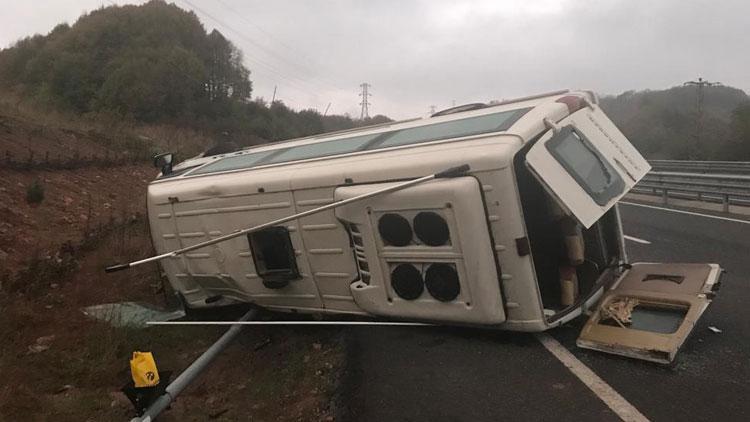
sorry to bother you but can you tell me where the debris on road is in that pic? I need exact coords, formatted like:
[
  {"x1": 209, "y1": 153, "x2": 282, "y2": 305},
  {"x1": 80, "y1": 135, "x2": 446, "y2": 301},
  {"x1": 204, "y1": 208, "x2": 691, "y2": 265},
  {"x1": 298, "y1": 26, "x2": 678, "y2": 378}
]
[
  {"x1": 27, "y1": 335, "x2": 55, "y2": 354},
  {"x1": 81, "y1": 301, "x2": 185, "y2": 328},
  {"x1": 55, "y1": 384, "x2": 74, "y2": 394},
  {"x1": 254, "y1": 337, "x2": 272, "y2": 351},
  {"x1": 708, "y1": 326, "x2": 722, "y2": 333}
]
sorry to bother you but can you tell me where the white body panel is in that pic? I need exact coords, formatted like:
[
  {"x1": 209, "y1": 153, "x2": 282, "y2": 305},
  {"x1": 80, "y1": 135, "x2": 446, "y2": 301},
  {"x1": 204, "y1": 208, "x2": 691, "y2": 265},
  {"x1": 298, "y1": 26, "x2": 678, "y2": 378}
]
[
  {"x1": 146, "y1": 89, "x2": 720, "y2": 348},
  {"x1": 335, "y1": 177, "x2": 506, "y2": 324}
]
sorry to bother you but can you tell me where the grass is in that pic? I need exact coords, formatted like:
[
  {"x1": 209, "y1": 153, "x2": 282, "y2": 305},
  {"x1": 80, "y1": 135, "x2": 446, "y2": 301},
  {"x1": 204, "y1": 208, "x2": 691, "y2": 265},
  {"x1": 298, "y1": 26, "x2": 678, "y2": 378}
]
[
  {"x1": 0, "y1": 93, "x2": 215, "y2": 159},
  {"x1": 25, "y1": 179, "x2": 45, "y2": 204}
]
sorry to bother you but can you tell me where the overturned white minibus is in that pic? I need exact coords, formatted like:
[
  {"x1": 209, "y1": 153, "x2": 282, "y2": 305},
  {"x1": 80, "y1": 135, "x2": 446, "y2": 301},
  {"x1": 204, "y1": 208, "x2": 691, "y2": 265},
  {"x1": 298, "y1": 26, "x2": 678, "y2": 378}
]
[{"x1": 145, "y1": 90, "x2": 722, "y2": 363}]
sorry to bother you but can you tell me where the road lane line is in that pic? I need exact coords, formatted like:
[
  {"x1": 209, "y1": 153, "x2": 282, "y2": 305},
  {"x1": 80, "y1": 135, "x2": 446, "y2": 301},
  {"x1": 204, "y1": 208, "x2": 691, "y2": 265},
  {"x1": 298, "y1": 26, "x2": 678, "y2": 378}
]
[
  {"x1": 535, "y1": 333, "x2": 650, "y2": 422},
  {"x1": 623, "y1": 235, "x2": 651, "y2": 245},
  {"x1": 620, "y1": 202, "x2": 750, "y2": 225},
  {"x1": 147, "y1": 321, "x2": 430, "y2": 326}
]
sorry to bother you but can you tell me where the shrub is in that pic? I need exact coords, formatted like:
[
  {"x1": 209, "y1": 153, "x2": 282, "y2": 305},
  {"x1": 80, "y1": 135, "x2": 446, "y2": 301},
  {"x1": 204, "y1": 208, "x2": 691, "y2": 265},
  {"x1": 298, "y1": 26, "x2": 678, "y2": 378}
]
[{"x1": 25, "y1": 179, "x2": 45, "y2": 204}]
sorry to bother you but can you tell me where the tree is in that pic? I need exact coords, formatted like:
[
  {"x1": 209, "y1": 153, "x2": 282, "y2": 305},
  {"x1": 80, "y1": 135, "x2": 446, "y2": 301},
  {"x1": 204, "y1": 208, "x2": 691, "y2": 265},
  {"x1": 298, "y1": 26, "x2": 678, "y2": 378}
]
[
  {"x1": 600, "y1": 85, "x2": 749, "y2": 160},
  {"x1": 0, "y1": 0, "x2": 392, "y2": 147},
  {"x1": 730, "y1": 103, "x2": 750, "y2": 159}
]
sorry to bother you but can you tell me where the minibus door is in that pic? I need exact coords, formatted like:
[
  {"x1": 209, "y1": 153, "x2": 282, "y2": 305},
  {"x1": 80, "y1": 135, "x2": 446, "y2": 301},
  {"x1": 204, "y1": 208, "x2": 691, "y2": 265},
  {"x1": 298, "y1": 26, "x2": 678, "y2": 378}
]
[
  {"x1": 525, "y1": 104, "x2": 722, "y2": 363},
  {"x1": 525, "y1": 104, "x2": 650, "y2": 228},
  {"x1": 577, "y1": 262, "x2": 722, "y2": 364}
]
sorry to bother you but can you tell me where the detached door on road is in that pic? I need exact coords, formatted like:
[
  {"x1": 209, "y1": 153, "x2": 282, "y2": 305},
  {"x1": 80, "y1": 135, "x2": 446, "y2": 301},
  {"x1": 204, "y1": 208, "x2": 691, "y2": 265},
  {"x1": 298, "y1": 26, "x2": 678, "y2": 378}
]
[
  {"x1": 577, "y1": 263, "x2": 722, "y2": 364},
  {"x1": 525, "y1": 104, "x2": 651, "y2": 228}
]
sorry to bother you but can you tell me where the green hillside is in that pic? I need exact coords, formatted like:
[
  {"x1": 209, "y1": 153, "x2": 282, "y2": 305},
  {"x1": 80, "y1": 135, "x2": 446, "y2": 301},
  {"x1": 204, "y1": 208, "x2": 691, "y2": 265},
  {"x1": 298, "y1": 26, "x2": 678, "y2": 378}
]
[
  {"x1": 0, "y1": 0, "x2": 389, "y2": 146},
  {"x1": 600, "y1": 85, "x2": 750, "y2": 160}
]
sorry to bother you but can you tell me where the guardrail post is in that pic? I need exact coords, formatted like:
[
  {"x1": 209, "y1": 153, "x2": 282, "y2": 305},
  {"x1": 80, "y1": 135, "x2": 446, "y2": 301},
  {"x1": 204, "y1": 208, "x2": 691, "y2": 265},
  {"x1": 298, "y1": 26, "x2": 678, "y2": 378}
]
[{"x1": 637, "y1": 167, "x2": 750, "y2": 214}]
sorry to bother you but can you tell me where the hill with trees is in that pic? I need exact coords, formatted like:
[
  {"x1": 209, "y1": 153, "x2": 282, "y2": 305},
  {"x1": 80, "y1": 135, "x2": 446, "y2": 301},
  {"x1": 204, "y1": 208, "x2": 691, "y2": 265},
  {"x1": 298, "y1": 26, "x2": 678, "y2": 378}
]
[
  {"x1": 0, "y1": 0, "x2": 389, "y2": 150},
  {"x1": 600, "y1": 85, "x2": 750, "y2": 160},
  {"x1": 1, "y1": 1, "x2": 748, "y2": 161}
]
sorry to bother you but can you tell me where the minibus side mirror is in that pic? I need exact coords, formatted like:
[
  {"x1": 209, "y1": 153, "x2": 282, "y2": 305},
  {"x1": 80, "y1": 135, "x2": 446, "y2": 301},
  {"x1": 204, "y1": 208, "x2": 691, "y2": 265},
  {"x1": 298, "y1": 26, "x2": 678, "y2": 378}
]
[{"x1": 153, "y1": 152, "x2": 174, "y2": 175}]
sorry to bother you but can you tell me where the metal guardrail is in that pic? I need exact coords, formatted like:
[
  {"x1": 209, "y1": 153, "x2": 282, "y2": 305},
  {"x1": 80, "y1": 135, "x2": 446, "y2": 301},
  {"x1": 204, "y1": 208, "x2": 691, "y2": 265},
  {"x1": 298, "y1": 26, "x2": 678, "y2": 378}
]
[
  {"x1": 649, "y1": 160, "x2": 750, "y2": 175},
  {"x1": 633, "y1": 164, "x2": 750, "y2": 212}
]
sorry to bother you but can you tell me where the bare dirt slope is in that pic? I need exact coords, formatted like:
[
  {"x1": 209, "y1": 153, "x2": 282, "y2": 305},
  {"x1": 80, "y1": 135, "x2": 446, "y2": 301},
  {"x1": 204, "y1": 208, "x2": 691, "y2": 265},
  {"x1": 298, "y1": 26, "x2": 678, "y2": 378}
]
[
  {"x1": 0, "y1": 111, "x2": 342, "y2": 421},
  {"x1": 0, "y1": 164, "x2": 154, "y2": 276},
  {"x1": 0, "y1": 111, "x2": 116, "y2": 161}
]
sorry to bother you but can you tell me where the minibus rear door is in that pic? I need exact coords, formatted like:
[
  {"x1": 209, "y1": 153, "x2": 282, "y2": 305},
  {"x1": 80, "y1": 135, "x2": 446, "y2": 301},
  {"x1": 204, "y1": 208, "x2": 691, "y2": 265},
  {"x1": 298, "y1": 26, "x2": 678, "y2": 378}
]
[
  {"x1": 577, "y1": 262, "x2": 722, "y2": 364},
  {"x1": 525, "y1": 104, "x2": 650, "y2": 228}
]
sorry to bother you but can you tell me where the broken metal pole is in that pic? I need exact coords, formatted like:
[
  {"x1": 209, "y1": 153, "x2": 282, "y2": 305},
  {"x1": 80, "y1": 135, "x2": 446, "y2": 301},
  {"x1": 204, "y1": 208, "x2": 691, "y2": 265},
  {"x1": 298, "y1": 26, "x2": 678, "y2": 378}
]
[{"x1": 131, "y1": 308, "x2": 258, "y2": 422}]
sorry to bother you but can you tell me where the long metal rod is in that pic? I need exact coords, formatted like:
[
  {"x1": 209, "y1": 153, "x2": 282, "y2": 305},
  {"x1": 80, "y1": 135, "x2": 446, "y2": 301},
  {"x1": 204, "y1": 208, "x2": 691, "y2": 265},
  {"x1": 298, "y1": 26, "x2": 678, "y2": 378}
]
[
  {"x1": 131, "y1": 309, "x2": 258, "y2": 422},
  {"x1": 106, "y1": 164, "x2": 469, "y2": 273}
]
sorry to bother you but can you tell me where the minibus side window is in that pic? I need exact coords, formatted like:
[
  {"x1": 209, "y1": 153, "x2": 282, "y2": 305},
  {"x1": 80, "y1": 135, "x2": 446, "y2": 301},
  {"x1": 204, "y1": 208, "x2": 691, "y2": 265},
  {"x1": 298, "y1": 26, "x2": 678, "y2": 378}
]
[
  {"x1": 190, "y1": 150, "x2": 278, "y2": 175},
  {"x1": 546, "y1": 126, "x2": 625, "y2": 206},
  {"x1": 186, "y1": 107, "x2": 531, "y2": 176},
  {"x1": 260, "y1": 133, "x2": 381, "y2": 165}
]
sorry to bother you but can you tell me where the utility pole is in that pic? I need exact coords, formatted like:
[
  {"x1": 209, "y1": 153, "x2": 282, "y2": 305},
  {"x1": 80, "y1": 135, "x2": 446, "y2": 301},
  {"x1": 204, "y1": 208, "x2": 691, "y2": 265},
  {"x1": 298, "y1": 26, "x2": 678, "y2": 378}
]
[
  {"x1": 323, "y1": 102, "x2": 331, "y2": 117},
  {"x1": 359, "y1": 83, "x2": 371, "y2": 120},
  {"x1": 271, "y1": 85, "x2": 277, "y2": 103},
  {"x1": 684, "y1": 77, "x2": 722, "y2": 159}
]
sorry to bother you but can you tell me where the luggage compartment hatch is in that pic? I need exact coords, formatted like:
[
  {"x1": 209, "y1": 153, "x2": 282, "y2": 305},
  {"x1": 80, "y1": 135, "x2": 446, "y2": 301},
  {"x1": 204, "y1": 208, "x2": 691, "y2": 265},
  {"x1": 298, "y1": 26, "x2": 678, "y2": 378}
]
[{"x1": 577, "y1": 263, "x2": 722, "y2": 364}]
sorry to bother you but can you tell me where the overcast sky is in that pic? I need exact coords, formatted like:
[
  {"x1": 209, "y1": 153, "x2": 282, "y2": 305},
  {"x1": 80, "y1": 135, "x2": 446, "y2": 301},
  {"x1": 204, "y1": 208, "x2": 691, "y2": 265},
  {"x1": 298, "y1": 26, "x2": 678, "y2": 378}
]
[{"x1": 1, "y1": 0, "x2": 748, "y2": 118}]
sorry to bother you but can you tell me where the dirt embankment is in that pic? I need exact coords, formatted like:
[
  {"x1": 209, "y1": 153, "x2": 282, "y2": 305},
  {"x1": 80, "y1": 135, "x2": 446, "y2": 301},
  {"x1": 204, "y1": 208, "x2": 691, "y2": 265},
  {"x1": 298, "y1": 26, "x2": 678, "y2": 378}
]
[
  {"x1": 0, "y1": 113, "x2": 342, "y2": 421},
  {"x1": 0, "y1": 112, "x2": 117, "y2": 161},
  {"x1": 0, "y1": 165, "x2": 154, "y2": 276}
]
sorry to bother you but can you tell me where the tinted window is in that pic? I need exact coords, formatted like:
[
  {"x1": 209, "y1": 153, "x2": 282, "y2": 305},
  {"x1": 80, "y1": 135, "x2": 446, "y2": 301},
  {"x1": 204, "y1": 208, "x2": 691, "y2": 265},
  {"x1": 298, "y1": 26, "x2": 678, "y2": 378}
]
[
  {"x1": 188, "y1": 107, "x2": 530, "y2": 176},
  {"x1": 375, "y1": 109, "x2": 528, "y2": 149},
  {"x1": 261, "y1": 133, "x2": 381, "y2": 165},
  {"x1": 190, "y1": 150, "x2": 278, "y2": 175},
  {"x1": 546, "y1": 126, "x2": 625, "y2": 205}
]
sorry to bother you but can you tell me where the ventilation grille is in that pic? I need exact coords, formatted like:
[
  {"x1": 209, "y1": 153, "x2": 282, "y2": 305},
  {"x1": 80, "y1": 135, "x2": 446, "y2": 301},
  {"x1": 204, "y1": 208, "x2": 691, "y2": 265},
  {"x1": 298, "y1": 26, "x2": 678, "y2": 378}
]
[{"x1": 349, "y1": 224, "x2": 371, "y2": 284}]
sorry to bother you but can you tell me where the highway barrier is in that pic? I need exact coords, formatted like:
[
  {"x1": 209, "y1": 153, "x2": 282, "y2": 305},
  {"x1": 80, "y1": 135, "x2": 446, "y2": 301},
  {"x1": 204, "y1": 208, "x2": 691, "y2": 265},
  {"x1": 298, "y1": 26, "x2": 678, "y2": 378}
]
[
  {"x1": 649, "y1": 160, "x2": 750, "y2": 175},
  {"x1": 633, "y1": 161, "x2": 750, "y2": 212}
]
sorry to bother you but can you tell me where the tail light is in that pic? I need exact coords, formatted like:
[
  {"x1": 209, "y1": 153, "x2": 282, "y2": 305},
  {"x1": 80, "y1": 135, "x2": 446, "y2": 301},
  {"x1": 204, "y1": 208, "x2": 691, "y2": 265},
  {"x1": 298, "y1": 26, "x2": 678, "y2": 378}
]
[
  {"x1": 556, "y1": 95, "x2": 586, "y2": 114},
  {"x1": 390, "y1": 264, "x2": 424, "y2": 300},
  {"x1": 425, "y1": 264, "x2": 460, "y2": 302},
  {"x1": 413, "y1": 211, "x2": 450, "y2": 246},
  {"x1": 378, "y1": 213, "x2": 412, "y2": 246}
]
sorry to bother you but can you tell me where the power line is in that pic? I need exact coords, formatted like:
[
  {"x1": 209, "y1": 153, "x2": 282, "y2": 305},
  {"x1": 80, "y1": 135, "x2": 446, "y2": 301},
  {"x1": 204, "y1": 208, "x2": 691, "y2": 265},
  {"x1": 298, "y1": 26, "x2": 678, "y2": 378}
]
[
  {"x1": 186, "y1": 0, "x2": 349, "y2": 98},
  {"x1": 213, "y1": 0, "x2": 334, "y2": 81},
  {"x1": 684, "y1": 77, "x2": 722, "y2": 159},
  {"x1": 205, "y1": 0, "x2": 341, "y2": 93},
  {"x1": 359, "y1": 83, "x2": 371, "y2": 120},
  {"x1": 178, "y1": 0, "x2": 327, "y2": 100}
]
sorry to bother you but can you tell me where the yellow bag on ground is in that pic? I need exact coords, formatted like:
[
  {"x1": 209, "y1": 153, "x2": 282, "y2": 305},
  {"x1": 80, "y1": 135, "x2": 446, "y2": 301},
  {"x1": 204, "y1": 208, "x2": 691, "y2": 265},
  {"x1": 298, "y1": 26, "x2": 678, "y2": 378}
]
[{"x1": 130, "y1": 351, "x2": 160, "y2": 387}]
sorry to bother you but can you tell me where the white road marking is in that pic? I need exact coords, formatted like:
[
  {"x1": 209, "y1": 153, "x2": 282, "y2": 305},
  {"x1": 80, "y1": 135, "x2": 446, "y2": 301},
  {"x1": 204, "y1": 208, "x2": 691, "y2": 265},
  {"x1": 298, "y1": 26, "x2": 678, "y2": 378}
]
[
  {"x1": 623, "y1": 235, "x2": 651, "y2": 245},
  {"x1": 147, "y1": 320, "x2": 430, "y2": 326},
  {"x1": 620, "y1": 201, "x2": 750, "y2": 225},
  {"x1": 536, "y1": 333, "x2": 650, "y2": 422}
]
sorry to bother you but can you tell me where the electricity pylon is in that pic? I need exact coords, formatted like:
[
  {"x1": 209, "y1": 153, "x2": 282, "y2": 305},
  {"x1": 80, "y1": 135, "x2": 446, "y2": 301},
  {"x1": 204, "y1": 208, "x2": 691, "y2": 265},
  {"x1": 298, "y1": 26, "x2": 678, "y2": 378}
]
[
  {"x1": 684, "y1": 77, "x2": 722, "y2": 159},
  {"x1": 359, "y1": 83, "x2": 371, "y2": 120}
]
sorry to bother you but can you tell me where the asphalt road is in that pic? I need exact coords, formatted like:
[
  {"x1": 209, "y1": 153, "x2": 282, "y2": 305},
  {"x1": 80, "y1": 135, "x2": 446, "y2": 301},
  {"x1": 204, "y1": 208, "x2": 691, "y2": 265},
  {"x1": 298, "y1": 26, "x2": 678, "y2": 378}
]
[{"x1": 338, "y1": 203, "x2": 750, "y2": 421}]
